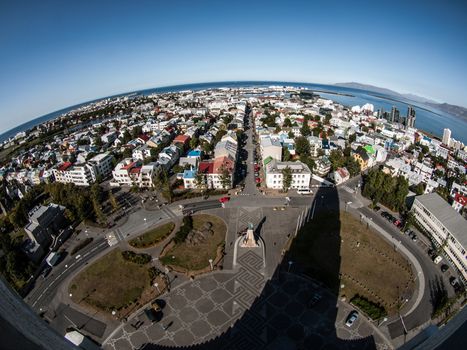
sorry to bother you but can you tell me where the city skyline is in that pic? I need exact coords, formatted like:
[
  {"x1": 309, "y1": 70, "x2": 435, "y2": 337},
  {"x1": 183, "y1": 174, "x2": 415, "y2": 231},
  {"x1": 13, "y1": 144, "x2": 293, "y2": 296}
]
[{"x1": 1, "y1": 0, "x2": 467, "y2": 134}]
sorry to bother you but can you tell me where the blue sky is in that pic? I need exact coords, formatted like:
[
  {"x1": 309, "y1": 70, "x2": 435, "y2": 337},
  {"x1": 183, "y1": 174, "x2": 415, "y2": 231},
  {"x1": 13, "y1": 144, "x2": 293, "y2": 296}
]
[{"x1": 0, "y1": 0, "x2": 466, "y2": 134}]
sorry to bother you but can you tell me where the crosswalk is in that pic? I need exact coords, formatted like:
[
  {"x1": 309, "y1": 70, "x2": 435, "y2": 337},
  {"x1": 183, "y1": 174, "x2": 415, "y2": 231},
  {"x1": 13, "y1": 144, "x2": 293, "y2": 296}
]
[
  {"x1": 161, "y1": 206, "x2": 178, "y2": 219},
  {"x1": 341, "y1": 185, "x2": 355, "y2": 194}
]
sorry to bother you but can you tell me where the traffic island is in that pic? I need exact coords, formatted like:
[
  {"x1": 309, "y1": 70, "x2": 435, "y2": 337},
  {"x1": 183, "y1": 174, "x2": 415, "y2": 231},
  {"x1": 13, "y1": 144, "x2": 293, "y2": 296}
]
[
  {"x1": 68, "y1": 249, "x2": 167, "y2": 319},
  {"x1": 159, "y1": 214, "x2": 226, "y2": 276}
]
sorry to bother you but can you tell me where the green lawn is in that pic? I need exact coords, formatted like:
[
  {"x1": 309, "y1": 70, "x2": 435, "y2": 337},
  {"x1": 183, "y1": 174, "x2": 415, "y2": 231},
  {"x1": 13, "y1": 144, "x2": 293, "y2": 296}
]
[
  {"x1": 160, "y1": 214, "x2": 226, "y2": 271},
  {"x1": 69, "y1": 249, "x2": 151, "y2": 311},
  {"x1": 129, "y1": 222, "x2": 175, "y2": 248}
]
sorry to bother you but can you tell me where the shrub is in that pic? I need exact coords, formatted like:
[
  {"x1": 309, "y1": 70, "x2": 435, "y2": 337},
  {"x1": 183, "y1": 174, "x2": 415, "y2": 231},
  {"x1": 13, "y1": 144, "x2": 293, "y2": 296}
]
[
  {"x1": 121, "y1": 250, "x2": 152, "y2": 265},
  {"x1": 350, "y1": 294, "x2": 387, "y2": 320},
  {"x1": 174, "y1": 216, "x2": 193, "y2": 244}
]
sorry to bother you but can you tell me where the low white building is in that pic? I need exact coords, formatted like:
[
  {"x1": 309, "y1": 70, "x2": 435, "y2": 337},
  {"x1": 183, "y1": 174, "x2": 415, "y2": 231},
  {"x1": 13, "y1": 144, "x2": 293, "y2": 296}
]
[
  {"x1": 132, "y1": 144, "x2": 152, "y2": 161},
  {"x1": 260, "y1": 137, "x2": 282, "y2": 162},
  {"x1": 111, "y1": 158, "x2": 142, "y2": 186},
  {"x1": 331, "y1": 167, "x2": 350, "y2": 185},
  {"x1": 264, "y1": 158, "x2": 311, "y2": 190},
  {"x1": 412, "y1": 193, "x2": 467, "y2": 282}
]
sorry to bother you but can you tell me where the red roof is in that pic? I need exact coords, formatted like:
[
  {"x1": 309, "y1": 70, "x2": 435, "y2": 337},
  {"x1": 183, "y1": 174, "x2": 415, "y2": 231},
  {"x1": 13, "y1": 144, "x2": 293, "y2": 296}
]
[
  {"x1": 198, "y1": 161, "x2": 214, "y2": 174},
  {"x1": 130, "y1": 167, "x2": 141, "y2": 174},
  {"x1": 122, "y1": 161, "x2": 137, "y2": 170},
  {"x1": 138, "y1": 134, "x2": 149, "y2": 142},
  {"x1": 58, "y1": 162, "x2": 72, "y2": 171},
  {"x1": 213, "y1": 156, "x2": 234, "y2": 174},
  {"x1": 174, "y1": 134, "x2": 190, "y2": 144},
  {"x1": 454, "y1": 193, "x2": 467, "y2": 206}
]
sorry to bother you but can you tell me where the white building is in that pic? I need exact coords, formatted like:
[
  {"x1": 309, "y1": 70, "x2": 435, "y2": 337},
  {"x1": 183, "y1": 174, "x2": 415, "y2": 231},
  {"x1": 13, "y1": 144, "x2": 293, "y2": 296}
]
[
  {"x1": 132, "y1": 144, "x2": 152, "y2": 161},
  {"x1": 442, "y1": 128, "x2": 451, "y2": 146},
  {"x1": 331, "y1": 167, "x2": 350, "y2": 185},
  {"x1": 87, "y1": 152, "x2": 114, "y2": 181},
  {"x1": 412, "y1": 193, "x2": 467, "y2": 282},
  {"x1": 264, "y1": 159, "x2": 311, "y2": 190},
  {"x1": 52, "y1": 163, "x2": 94, "y2": 186},
  {"x1": 260, "y1": 137, "x2": 282, "y2": 162},
  {"x1": 111, "y1": 158, "x2": 142, "y2": 186}
]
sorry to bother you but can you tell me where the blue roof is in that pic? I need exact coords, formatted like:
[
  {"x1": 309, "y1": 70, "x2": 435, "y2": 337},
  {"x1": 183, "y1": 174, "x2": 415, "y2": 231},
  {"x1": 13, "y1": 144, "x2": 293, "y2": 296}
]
[
  {"x1": 183, "y1": 169, "x2": 196, "y2": 179},
  {"x1": 188, "y1": 150, "x2": 201, "y2": 157}
]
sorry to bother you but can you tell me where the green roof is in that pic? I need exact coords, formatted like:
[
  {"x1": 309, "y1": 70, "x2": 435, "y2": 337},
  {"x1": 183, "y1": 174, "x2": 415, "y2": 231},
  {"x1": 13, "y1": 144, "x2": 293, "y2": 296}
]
[
  {"x1": 264, "y1": 156, "x2": 273, "y2": 165},
  {"x1": 364, "y1": 145, "x2": 375, "y2": 154}
]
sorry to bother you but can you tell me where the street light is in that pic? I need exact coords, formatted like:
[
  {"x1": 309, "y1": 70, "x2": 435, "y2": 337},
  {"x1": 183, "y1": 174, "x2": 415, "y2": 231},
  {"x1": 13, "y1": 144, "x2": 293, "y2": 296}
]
[
  {"x1": 345, "y1": 201, "x2": 352, "y2": 212},
  {"x1": 69, "y1": 293, "x2": 73, "y2": 298},
  {"x1": 154, "y1": 282, "x2": 160, "y2": 293},
  {"x1": 209, "y1": 258, "x2": 213, "y2": 271},
  {"x1": 288, "y1": 260, "x2": 293, "y2": 272}
]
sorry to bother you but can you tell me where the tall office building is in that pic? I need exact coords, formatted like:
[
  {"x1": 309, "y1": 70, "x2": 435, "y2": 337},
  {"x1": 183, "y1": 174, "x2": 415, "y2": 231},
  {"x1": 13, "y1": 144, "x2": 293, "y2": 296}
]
[
  {"x1": 443, "y1": 128, "x2": 451, "y2": 146},
  {"x1": 390, "y1": 106, "x2": 400, "y2": 123},
  {"x1": 406, "y1": 106, "x2": 416, "y2": 128}
]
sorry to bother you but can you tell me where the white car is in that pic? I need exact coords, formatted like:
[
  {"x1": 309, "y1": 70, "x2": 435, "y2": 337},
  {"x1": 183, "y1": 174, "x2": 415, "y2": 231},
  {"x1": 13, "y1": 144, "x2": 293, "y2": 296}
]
[
  {"x1": 345, "y1": 311, "x2": 359, "y2": 327},
  {"x1": 75, "y1": 254, "x2": 82, "y2": 260},
  {"x1": 433, "y1": 256, "x2": 443, "y2": 264}
]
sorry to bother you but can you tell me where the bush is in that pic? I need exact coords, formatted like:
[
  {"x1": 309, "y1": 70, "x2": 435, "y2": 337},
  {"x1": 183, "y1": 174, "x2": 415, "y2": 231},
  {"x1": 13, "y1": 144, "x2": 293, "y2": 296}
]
[
  {"x1": 121, "y1": 250, "x2": 152, "y2": 265},
  {"x1": 174, "y1": 216, "x2": 193, "y2": 244},
  {"x1": 350, "y1": 294, "x2": 387, "y2": 320},
  {"x1": 71, "y1": 237, "x2": 93, "y2": 255}
]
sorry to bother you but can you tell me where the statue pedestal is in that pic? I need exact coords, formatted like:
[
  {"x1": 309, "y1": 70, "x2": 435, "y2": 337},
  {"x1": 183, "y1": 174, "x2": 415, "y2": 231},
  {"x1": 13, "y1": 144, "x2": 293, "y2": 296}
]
[{"x1": 240, "y1": 227, "x2": 259, "y2": 248}]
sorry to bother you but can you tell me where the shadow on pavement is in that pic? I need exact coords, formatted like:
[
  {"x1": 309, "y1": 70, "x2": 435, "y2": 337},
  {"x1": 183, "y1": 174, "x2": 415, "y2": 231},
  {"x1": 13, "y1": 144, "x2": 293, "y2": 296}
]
[{"x1": 140, "y1": 182, "x2": 376, "y2": 349}]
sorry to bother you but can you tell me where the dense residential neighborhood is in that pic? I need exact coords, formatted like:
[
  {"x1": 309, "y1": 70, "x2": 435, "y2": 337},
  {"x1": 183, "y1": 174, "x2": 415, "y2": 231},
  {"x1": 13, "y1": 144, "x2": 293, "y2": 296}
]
[{"x1": 0, "y1": 85, "x2": 466, "y2": 349}]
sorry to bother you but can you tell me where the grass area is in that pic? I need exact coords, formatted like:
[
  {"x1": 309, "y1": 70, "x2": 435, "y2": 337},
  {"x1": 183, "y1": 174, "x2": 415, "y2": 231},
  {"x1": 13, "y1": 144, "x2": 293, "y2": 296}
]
[
  {"x1": 160, "y1": 214, "x2": 226, "y2": 271},
  {"x1": 350, "y1": 294, "x2": 387, "y2": 320},
  {"x1": 129, "y1": 222, "x2": 175, "y2": 249},
  {"x1": 69, "y1": 249, "x2": 152, "y2": 311},
  {"x1": 289, "y1": 211, "x2": 414, "y2": 315}
]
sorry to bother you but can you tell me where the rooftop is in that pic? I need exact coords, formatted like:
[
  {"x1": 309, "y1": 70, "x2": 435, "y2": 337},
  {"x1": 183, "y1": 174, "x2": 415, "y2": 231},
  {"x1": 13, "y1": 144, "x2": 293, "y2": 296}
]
[{"x1": 415, "y1": 193, "x2": 467, "y2": 248}]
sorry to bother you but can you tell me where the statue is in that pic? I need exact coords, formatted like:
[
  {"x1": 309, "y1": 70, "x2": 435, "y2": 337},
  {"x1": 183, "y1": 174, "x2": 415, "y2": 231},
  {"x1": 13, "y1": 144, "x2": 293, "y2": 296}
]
[{"x1": 240, "y1": 222, "x2": 259, "y2": 248}]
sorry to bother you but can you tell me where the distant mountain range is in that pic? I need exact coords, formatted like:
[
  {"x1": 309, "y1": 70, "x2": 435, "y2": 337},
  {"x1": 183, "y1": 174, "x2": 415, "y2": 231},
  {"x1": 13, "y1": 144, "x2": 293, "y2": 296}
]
[{"x1": 335, "y1": 82, "x2": 467, "y2": 121}]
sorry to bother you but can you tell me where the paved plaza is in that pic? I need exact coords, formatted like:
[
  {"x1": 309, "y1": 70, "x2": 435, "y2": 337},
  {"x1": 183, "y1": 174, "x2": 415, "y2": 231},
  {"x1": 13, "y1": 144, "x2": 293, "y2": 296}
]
[{"x1": 104, "y1": 207, "x2": 391, "y2": 350}]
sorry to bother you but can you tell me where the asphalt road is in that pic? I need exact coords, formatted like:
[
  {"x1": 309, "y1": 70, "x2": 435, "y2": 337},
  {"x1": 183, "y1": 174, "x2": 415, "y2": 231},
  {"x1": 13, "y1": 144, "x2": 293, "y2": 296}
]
[{"x1": 26, "y1": 237, "x2": 109, "y2": 312}]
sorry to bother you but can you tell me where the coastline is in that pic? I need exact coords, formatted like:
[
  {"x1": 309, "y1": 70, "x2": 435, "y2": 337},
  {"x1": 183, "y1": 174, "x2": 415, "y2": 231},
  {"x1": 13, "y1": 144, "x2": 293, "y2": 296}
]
[{"x1": 0, "y1": 81, "x2": 466, "y2": 144}]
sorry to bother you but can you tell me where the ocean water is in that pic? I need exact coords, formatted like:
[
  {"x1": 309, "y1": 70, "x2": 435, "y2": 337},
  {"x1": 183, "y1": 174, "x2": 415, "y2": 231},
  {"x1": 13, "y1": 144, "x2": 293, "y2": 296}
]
[{"x1": 1, "y1": 81, "x2": 466, "y2": 144}]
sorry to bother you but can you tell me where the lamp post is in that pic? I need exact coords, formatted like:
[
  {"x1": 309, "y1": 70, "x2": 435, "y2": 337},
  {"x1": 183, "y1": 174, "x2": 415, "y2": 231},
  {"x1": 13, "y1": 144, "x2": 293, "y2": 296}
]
[
  {"x1": 154, "y1": 282, "x2": 160, "y2": 293},
  {"x1": 208, "y1": 258, "x2": 213, "y2": 271},
  {"x1": 288, "y1": 260, "x2": 293, "y2": 273},
  {"x1": 345, "y1": 201, "x2": 352, "y2": 212}
]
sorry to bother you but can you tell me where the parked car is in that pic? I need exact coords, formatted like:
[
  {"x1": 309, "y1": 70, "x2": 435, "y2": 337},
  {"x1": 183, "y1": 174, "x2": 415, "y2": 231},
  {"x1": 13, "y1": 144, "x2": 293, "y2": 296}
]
[
  {"x1": 411, "y1": 234, "x2": 417, "y2": 242},
  {"x1": 450, "y1": 277, "x2": 459, "y2": 287},
  {"x1": 219, "y1": 196, "x2": 230, "y2": 203},
  {"x1": 433, "y1": 255, "x2": 443, "y2": 264},
  {"x1": 345, "y1": 310, "x2": 359, "y2": 327},
  {"x1": 440, "y1": 264, "x2": 449, "y2": 273},
  {"x1": 308, "y1": 293, "x2": 322, "y2": 307}
]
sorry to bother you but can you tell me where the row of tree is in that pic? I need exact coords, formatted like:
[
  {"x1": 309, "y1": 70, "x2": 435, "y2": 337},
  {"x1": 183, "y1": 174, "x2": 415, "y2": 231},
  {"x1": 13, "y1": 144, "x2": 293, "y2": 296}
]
[{"x1": 362, "y1": 168, "x2": 409, "y2": 212}]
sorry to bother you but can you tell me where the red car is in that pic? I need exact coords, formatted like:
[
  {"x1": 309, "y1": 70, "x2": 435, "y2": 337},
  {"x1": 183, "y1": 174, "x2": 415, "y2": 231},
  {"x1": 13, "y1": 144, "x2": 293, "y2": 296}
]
[
  {"x1": 219, "y1": 196, "x2": 230, "y2": 203},
  {"x1": 255, "y1": 178, "x2": 261, "y2": 183}
]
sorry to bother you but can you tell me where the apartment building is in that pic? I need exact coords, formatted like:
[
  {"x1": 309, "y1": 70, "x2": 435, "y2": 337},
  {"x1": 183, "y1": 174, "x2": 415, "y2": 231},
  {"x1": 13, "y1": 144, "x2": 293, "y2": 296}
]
[
  {"x1": 412, "y1": 193, "x2": 467, "y2": 282},
  {"x1": 52, "y1": 162, "x2": 94, "y2": 186},
  {"x1": 264, "y1": 158, "x2": 311, "y2": 190}
]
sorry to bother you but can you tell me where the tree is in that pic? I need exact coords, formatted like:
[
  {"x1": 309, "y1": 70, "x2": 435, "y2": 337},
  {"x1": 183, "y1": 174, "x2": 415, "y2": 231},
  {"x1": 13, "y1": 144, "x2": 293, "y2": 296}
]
[
  {"x1": 288, "y1": 131, "x2": 295, "y2": 139},
  {"x1": 195, "y1": 173, "x2": 206, "y2": 190},
  {"x1": 189, "y1": 137, "x2": 199, "y2": 149},
  {"x1": 329, "y1": 150, "x2": 345, "y2": 171},
  {"x1": 283, "y1": 147, "x2": 291, "y2": 161},
  {"x1": 345, "y1": 157, "x2": 361, "y2": 177},
  {"x1": 219, "y1": 166, "x2": 232, "y2": 190},
  {"x1": 300, "y1": 118, "x2": 311, "y2": 136},
  {"x1": 348, "y1": 133, "x2": 357, "y2": 144},
  {"x1": 301, "y1": 156, "x2": 315, "y2": 173},
  {"x1": 109, "y1": 192, "x2": 120, "y2": 211},
  {"x1": 283, "y1": 118, "x2": 292, "y2": 127},
  {"x1": 295, "y1": 136, "x2": 310, "y2": 157},
  {"x1": 281, "y1": 166, "x2": 292, "y2": 192},
  {"x1": 324, "y1": 114, "x2": 332, "y2": 125}
]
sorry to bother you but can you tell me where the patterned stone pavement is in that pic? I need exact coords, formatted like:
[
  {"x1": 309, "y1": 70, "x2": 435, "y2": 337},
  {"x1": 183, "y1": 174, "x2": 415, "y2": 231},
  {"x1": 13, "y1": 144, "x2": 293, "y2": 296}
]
[{"x1": 103, "y1": 249, "x2": 390, "y2": 350}]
